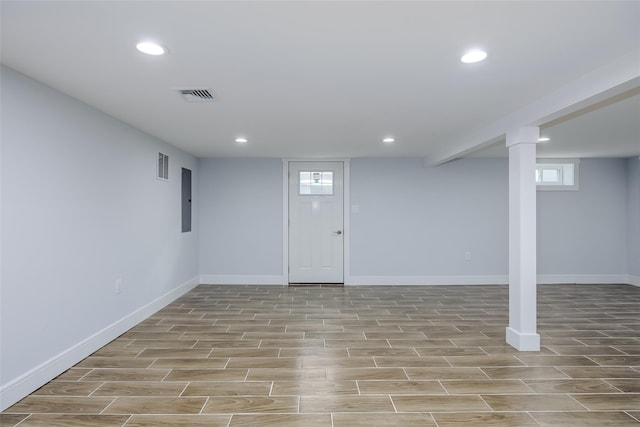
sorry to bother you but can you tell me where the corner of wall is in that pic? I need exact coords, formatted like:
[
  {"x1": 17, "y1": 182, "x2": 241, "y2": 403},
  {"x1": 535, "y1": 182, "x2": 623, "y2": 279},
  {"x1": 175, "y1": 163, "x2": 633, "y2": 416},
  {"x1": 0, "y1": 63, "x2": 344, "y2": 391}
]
[
  {"x1": 626, "y1": 156, "x2": 640, "y2": 279},
  {"x1": 0, "y1": 277, "x2": 199, "y2": 411}
]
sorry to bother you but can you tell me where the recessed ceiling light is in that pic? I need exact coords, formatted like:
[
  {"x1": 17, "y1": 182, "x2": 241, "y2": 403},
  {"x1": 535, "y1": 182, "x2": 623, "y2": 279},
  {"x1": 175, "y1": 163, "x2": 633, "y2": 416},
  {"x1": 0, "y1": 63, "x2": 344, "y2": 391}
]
[
  {"x1": 538, "y1": 137, "x2": 551, "y2": 142},
  {"x1": 461, "y1": 49, "x2": 487, "y2": 63},
  {"x1": 136, "y1": 42, "x2": 166, "y2": 56},
  {"x1": 235, "y1": 137, "x2": 248, "y2": 144},
  {"x1": 382, "y1": 137, "x2": 395, "y2": 144}
]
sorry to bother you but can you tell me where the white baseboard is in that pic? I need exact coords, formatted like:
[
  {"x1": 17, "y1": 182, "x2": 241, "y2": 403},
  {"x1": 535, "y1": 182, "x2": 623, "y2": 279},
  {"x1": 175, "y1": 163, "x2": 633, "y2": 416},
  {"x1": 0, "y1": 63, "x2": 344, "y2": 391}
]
[
  {"x1": 506, "y1": 327, "x2": 540, "y2": 351},
  {"x1": 348, "y1": 275, "x2": 640, "y2": 287},
  {"x1": 347, "y1": 275, "x2": 509, "y2": 285},
  {"x1": 0, "y1": 276, "x2": 199, "y2": 412},
  {"x1": 537, "y1": 274, "x2": 639, "y2": 285},
  {"x1": 624, "y1": 275, "x2": 640, "y2": 287},
  {"x1": 199, "y1": 275, "x2": 284, "y2": 285}
]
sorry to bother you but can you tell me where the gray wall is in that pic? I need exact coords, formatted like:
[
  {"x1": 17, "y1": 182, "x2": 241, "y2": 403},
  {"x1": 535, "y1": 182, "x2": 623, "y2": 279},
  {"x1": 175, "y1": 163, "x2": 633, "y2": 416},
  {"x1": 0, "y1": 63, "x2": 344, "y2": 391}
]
[
  {"x1": 537, "y1": 158, "x2": 628, "y2": 276},
  {"x1": 627, "y1": 157, "x2": 640, "y2": 278},
  {"x1": 350, "y1": 158, "x2": 509, "y2": 277},
  {"x1": 198, "y1": 158, "x2": 283, "y2": 277},
  {"x1": 195, "y1": 157, "x2": 634, "y2": 282},
  {"x1": 1, "y1": 67, "x2": 198, "y2": 398}
]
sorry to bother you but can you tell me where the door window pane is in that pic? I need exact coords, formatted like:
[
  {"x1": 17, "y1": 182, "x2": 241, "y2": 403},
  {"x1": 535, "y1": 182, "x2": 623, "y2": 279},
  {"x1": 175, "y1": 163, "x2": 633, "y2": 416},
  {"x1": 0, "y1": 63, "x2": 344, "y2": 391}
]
[{"x1": 299, "y1": 171, "x2": 333, "y2": 195}]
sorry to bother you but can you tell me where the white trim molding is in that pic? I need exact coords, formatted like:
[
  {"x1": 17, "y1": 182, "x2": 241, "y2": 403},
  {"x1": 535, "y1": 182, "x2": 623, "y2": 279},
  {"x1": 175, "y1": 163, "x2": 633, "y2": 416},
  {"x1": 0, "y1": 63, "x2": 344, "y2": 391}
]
[
  {"x1": 348, "y1": 276, "x2": 509, "y2": 286},
  {"x1": 199, "y1": 275, "x2": 284, "y2": 285},
  {"x1": 506, "y1": 326, "x2": 541, "y2": 351},
  {"x1": 0, "y1": 276, "x2": 200, "y2": 412},
  {"x1": 537, "y1": 275, "x2": 640, "y2": 285},
  {"x1": 627, "y1": 276, "x2": 640, "y2": 287},
  {"x1": 348, "y1": 275, "x2": 640, "y2": 286}
]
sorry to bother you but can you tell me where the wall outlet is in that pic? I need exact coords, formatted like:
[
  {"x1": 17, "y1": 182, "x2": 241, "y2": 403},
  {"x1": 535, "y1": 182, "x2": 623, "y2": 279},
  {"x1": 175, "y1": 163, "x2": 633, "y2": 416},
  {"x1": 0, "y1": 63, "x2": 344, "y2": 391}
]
[
  {"x1": 464, "y1": 251, "x2": 472, "y2": 261},
  {"x1": 115, "y1": 278, "x2": 122, "y2": 294}
]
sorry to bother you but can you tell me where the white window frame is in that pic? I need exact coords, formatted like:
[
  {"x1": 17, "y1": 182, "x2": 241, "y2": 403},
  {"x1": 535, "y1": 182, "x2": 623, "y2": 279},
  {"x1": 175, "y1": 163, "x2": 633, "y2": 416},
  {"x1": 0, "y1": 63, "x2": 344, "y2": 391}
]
[{"x1": 536, "y1": 158, "x2": 579, "y2": 191}]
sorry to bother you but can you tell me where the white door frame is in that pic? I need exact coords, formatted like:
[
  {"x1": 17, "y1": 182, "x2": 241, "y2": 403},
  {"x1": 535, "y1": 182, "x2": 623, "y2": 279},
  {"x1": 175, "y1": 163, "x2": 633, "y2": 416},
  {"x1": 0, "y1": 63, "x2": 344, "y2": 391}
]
[{"x1": 282, "y1": 159, "x2": 350, "y2": 285}]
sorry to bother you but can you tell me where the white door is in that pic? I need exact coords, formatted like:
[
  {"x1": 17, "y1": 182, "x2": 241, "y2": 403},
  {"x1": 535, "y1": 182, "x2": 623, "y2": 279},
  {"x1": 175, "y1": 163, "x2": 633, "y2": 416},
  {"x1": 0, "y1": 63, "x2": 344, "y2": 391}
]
[{"x1": 289, "y1": 161, "x2": 344, "y2": 283}]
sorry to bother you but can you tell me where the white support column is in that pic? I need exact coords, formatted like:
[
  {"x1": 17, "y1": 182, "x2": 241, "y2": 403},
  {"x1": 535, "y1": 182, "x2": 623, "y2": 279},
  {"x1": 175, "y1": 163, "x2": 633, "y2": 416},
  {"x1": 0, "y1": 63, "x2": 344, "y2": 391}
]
[{"x1": 506, "y1": 126, "x2": 540, "y2": 351}]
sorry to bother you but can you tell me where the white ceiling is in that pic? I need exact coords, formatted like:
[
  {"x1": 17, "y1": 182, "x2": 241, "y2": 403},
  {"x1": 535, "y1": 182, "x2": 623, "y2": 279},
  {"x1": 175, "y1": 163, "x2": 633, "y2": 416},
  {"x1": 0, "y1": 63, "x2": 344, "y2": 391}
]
[
  {"x1": 2, "y1": 1, "x2": 639, "y2": 160},
  {"x1": 471, "y1": 91, "x2": 640, "y2": 158}
]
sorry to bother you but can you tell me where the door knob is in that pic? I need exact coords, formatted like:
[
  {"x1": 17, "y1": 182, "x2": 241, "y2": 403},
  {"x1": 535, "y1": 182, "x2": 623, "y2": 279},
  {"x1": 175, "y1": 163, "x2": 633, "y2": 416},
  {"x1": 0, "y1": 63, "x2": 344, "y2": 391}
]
[{"x1": 335, "y1": 230, "x2": 342, "y2": 235}]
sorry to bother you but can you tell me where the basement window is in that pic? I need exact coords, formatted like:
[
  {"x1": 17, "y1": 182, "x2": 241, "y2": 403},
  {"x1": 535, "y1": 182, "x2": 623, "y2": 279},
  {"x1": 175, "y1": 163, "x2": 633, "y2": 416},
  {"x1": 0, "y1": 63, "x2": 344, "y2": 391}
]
[
  {"x1": 536, "y1": 159, "x2": 579, "y2": 191},
  {"x1": 157, "y1": 152, "x2": 169, "y2": 180}
]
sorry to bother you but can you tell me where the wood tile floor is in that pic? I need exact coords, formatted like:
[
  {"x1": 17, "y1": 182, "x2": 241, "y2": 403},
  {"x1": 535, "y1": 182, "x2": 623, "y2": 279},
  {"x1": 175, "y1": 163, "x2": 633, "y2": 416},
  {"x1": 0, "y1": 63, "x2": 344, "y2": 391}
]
[{"x1": 2, "y1": 284, "x2": 639, "y2": 426}]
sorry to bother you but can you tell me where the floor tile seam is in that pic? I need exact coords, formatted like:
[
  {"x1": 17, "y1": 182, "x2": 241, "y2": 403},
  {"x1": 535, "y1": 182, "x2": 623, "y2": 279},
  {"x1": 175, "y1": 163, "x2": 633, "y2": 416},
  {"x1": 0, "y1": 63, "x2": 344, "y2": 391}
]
[
  {"x1": 96, "y1": 396, "x2": 119, "y2": 415},
  {"x1": 195, "y1": 396, "x2": 207, "y2": 415},
  {"x1": 441, "y1": 356, "x2": 455, "y2": 368},
  {"x1": 8, "y1": 410, "x2": 133, "y2": 416},
  {"x1": 427, "y1": 380, "x2": 447, "y2": 396},
  {"x1": 625, "y1": 411, "x2": 640, "y2": 422},
  {"x1": 511, "y1": 353, "x2": 530, "y2": 368},
  {"x1": 132, "y1": 347, "x2": 146, "y2": 358},
  {"x1": 476, "y1": 367, "x2": 493, "y2": 379},
  {"x1": 8, "y1": 414, "x2": 129, "y2": 427},
  {"x1": 85, "y1": 380, "x2": 107, "y2": 397},
  {"x1": 222, "y1": 357, "x2": 232, "y2": 369},
  {"x1": 474, "y1": 392, "x2": 499, "y2": 412},
  {"x1": 530, "y1": 408, "x2": 640, "y2": 415},
  {"x1": 477, "y1": 347, "x2": 492, "y2": 357},
  {"x1": 75, "y1": 368, "x2": 95, "y2": 382},
  {"x1": 5, "y1": 414, "x2": 31, "y2": 426},
  {"x1": 384, "y1": 392, "x2": 400, "y2": 413},
  {"x1": 177, "y1": 381, "x2": 191, "y2": 397},
  {"x1": 155, "y1": 368, "x2": 173, "y2": 382},
  {"x1": 601, "y1": 379, "x2": 629, "y2": 393},
  {"x1": 221, "y1": 413, "x2": 233, "y2": 427},
  {"x1": 514, "y1": 379, "x2": 539, "y2": 393},
  {"x1": 616, "y1": 346, "x2": 640, "y2": 357},
  {"x1": 400, "y1": 367, "x2": 410, "y2": 381},
  {"x1": 516, "y1": 411, "x2": 545, "y2": 426}
]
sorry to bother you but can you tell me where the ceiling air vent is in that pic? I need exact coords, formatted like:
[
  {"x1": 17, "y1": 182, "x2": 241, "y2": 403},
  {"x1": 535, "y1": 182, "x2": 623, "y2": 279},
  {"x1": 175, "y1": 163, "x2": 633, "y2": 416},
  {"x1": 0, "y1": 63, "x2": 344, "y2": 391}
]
[{"x1": 178, "y1": 88, "x2": 215, "y2": 103}]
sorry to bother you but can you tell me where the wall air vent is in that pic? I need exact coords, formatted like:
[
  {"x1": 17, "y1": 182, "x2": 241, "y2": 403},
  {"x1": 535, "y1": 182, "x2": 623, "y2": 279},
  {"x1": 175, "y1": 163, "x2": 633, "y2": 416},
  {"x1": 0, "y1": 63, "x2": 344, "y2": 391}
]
[
  {"x1": 178, "y1": 88, "x2": 215, "y2": 102},
  {"x1": 157, "y1": 152, "x2": 169, "y2": 180}
]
